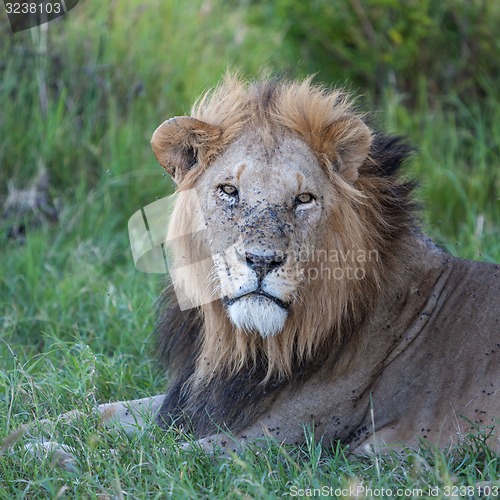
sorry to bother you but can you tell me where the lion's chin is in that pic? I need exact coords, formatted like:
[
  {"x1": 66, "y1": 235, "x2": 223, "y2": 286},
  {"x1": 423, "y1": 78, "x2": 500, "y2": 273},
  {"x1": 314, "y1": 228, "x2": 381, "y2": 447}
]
[{"x1": 227, "y1": 295, "x2": 288, "y2": 338}]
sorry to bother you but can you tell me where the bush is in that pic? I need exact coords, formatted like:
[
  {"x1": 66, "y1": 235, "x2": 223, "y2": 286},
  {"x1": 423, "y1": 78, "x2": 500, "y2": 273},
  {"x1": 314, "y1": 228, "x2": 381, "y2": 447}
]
[{"x1": 250, "y1": 0, "x2": 500, "y2": 105}]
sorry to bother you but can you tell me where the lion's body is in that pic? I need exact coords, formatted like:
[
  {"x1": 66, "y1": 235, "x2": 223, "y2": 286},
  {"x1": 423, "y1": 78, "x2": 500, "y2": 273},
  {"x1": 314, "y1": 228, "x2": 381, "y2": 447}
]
[
  {"x1": 145, "y1": 76, "x2": 500, "y2": 453},
  {"x1": 23, "y1": 76, "x2": 499, "y2": 462}
]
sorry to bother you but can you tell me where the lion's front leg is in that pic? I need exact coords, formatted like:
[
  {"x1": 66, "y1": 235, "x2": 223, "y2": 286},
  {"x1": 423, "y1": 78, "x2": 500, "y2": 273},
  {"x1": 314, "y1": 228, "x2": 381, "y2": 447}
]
[
  {"x1": 184, "y1": 421, "x2": 305, "y2": 456},
  {"x1": 182, "y1": 434, "x2": 245, "y2": 454},
  {"x1": 19, "y1": 394, "x2": 166, "y2": 468},
  {"x1": 184, "y1": 423, "x2": 306, "y2": 456}
]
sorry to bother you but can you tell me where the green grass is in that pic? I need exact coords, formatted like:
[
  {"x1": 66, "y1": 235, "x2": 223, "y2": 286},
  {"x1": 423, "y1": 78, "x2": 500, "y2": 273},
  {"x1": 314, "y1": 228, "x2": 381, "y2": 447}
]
[{"x1": 1, "y1": 0, "x2": 499, "y2": 498}]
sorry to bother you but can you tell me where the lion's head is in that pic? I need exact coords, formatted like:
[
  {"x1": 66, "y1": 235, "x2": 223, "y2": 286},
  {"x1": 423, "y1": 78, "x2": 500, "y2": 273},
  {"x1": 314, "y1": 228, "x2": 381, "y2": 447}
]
[{"x1": 152, "y1": 75, "x2": 414, "y2": 386}]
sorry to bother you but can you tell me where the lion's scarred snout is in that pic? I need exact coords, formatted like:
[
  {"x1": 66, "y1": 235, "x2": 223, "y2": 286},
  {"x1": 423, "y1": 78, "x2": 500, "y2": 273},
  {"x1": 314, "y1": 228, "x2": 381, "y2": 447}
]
[{"x1": 239, "y1": 206, "x2": 291, "y2": 282}]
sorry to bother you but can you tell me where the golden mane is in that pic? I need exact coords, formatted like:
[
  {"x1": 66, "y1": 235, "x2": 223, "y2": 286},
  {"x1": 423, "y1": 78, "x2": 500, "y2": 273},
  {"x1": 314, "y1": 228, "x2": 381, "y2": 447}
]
[{"x1": 162, "y1": 76, "x2": 415, "y2": 387}]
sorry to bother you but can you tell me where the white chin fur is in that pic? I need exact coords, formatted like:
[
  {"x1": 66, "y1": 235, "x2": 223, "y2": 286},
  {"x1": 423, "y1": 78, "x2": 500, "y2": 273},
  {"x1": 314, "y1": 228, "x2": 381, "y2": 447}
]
[{"x1": 227, "y1": 296, "x2": 288, "y2": 337}]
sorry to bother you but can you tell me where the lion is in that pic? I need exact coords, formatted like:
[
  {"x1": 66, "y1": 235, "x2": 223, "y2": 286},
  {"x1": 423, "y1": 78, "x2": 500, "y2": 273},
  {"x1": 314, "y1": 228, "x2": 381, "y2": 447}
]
[{"x1": 18, "y1": 76, "x2": 500, "y2": 462}]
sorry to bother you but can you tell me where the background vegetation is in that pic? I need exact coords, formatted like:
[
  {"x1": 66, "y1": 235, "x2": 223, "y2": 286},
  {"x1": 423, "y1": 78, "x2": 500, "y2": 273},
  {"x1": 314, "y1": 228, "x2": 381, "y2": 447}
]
[{"x1": 0, "y1": 0, "x2": 498, "y2": 497}]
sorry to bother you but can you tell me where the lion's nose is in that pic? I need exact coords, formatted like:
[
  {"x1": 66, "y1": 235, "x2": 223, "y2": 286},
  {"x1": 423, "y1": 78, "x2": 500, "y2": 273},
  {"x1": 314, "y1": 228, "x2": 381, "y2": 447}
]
[{"x1": 245, "y1": 250, "x2": 286, "y2": 280}]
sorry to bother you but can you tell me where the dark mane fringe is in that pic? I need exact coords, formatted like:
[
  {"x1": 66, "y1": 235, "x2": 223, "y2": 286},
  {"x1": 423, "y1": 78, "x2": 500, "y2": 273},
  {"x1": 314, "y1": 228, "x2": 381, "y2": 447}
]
[
  {"x1": 155, "y1": 285, "x2": 201, "y2": 427},
  {"x1": 156, "y1": 131, "x2": 417, "y2": 437},
  {"x1": 370, "y1": 134, "x2": 414, "y2": 177},
  {"x1": 360, "y1": 133, "x2": 418, "y2": 261}
]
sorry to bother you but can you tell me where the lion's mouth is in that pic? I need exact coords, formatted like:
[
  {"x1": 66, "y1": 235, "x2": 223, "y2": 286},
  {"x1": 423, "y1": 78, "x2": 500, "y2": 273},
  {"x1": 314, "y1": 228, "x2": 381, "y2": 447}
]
[{"x1": 225, "y1": 291, "x2": 290, "y2": 311}]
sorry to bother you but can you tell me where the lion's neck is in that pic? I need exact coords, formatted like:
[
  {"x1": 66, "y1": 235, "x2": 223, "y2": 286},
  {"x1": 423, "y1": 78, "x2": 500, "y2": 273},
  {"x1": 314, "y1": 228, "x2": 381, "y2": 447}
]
[{"x1": 365, "y1": 233, "x2": 452, "y2": 350}]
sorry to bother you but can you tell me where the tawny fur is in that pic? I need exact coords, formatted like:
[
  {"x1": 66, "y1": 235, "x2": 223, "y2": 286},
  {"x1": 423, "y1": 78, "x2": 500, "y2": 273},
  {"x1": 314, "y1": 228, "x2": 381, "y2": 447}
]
[{"x1": 150, "y1": 76, "x2": 499, "y2": 450}]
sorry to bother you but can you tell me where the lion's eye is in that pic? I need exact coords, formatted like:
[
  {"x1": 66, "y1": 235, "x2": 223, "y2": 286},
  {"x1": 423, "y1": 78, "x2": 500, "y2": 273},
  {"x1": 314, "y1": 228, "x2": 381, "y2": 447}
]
[
  {"x1": 219, "y1": 184, "x2": 239, "y2": 198},
  {"x1": 295, "y1": 193, "x2": 314, "y2": 205}
]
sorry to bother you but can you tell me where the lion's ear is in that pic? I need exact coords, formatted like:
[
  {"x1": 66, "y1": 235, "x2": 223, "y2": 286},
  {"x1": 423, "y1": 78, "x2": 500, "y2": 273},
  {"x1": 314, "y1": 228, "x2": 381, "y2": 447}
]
[
  {"x1": 326, "y1": 117, "x2": 372, "y2": 183},
  {"x1": 151, "y1": 116, "x2": 222, "y2": 184}
]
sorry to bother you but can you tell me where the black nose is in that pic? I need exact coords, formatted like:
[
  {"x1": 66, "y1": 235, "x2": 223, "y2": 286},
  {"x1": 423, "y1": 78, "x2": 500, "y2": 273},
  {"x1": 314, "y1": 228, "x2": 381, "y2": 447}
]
[{"x1": 245, "y1": 251, "x2": 286, "y2": 280}]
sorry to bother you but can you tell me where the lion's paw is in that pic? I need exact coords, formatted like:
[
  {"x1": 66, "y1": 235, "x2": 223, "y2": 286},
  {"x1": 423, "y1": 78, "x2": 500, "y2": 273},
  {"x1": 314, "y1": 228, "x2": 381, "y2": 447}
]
[{"x1": 24, "y1": 440, "x2": 78, "y2": 470}]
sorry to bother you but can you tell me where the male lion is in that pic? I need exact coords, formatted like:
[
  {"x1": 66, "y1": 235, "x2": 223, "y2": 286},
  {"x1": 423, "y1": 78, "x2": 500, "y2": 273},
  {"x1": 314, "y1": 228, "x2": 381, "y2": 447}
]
[{"x1": 24, "y1": 76, "x2": 500, "y2": 460}]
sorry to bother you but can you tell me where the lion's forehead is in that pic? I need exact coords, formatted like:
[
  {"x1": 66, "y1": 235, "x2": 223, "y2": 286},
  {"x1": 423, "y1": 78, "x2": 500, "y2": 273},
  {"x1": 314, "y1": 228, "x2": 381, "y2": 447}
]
[{"x1": 208, "y1": 131, "x2": 327, "y2": 195}]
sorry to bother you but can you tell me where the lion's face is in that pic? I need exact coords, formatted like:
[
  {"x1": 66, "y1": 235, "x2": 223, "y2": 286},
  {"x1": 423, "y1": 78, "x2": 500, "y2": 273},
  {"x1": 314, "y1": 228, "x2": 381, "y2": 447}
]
[{"x1": 193, "y1": 130, "x2": 331, "y2": 337}]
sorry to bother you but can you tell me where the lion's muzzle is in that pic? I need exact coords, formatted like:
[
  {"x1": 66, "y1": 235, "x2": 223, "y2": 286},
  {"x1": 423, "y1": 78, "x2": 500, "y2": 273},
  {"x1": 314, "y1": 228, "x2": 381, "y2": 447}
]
[{"x1": 220, "y1": 247, "x2": 291, "y2": 337}]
